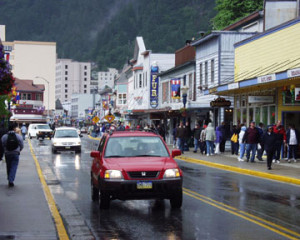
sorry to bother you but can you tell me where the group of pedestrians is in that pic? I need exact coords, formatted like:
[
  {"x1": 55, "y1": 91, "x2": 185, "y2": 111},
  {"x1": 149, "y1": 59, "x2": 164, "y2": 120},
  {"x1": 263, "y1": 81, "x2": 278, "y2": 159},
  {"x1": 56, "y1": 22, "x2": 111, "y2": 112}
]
[
  {"x1": 173, "y1": 119, "x2": 299, "y2": 171},
  {"x1": 237, "y1": 120, "x2": 299, "y2": 170}
]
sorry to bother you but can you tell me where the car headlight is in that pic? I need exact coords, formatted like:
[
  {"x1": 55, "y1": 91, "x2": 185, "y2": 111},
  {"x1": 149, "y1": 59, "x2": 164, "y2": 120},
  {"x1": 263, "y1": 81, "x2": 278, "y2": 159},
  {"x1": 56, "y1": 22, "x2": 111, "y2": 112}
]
[
  {"x1": 104, "y1": 170, "x2": 123, "y2": 179},
  {"x1": 163, "y1": 169, "x2": 180, "y2": 178}
]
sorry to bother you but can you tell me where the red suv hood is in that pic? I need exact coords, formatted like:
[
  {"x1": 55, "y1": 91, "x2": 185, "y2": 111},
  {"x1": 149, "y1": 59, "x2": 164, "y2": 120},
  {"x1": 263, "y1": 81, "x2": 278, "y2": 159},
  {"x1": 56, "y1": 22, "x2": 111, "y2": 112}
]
[{"x1": 104, "y1": 157, "x2": 177, "y2": 171}]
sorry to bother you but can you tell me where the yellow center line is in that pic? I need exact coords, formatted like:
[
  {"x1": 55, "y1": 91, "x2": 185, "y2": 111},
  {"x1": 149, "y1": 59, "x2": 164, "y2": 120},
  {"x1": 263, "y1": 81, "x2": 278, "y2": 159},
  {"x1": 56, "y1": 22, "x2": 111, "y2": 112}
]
[
  {"x1": 176, "y1": 156, "x2": 300, "y2": 185},
  {"x1": 28, "y1": 140, "x2": 69, "y2": 240},
  {"x1": 183, "y1": 188, "x2": 300, "y2": 239}
]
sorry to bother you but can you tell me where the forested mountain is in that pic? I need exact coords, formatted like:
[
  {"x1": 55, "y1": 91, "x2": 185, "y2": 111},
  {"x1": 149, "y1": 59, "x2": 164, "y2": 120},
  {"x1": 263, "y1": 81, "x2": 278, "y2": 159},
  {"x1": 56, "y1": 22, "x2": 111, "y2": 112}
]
[{"x1": 0, "y1": 0, "x2": 215, "y2": 70}]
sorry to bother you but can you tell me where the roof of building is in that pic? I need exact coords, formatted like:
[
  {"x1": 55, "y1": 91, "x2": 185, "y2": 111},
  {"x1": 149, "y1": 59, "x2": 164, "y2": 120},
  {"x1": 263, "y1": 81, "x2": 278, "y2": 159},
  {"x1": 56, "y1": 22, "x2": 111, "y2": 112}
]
[{"x1": 15, "y1": 78, "x2": 44, "y2": 92}]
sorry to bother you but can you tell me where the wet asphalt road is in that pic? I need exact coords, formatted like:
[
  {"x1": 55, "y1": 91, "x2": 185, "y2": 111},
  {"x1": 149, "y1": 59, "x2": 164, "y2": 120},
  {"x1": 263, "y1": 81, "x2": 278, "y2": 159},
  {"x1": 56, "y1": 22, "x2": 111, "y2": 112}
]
[{"x1": 31, "y1": 136, "x2": 300, "y2": 240}]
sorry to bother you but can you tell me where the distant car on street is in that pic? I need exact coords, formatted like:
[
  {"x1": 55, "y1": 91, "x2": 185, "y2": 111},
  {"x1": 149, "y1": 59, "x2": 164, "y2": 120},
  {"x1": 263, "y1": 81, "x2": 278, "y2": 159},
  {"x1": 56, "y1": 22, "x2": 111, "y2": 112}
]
[
  {"x1": 80, "y1": 127, "x2": 88, "y2": 134},
  {"x1": 51, "y1": 127, "x2": 82, "y2": 154},
  {"x1": 27, "y1": 123, "x2": 53, "y2": 139},
  {"x1": 90, "y1": 130, "x2": 183, "y2": 209}
]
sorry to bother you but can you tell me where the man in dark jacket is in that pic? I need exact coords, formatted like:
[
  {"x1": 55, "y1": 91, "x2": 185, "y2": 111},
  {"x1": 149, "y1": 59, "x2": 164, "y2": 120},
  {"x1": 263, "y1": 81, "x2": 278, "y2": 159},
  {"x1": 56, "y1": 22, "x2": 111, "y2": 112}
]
[
  {"x1": 272, "y1": 120, "x2": 286, "y2": 163},
  {"x1": 263, "y1": 125, "x2": 277, "y2": 170},
  {"x1": 243, "y1": 121, "x2": 260, "y2": 162},
  {"x1": 1, "y1": 122, "x2": 24, "y2": 187},
  {"x1": 176, "y1": 122, "x2": 187, "y2": 154},
  {"x1": 192, "y1": 123, "x2": 202, "y2": 153},
  {"x1": 219, "y1": 122, "x2": 227, "y2": 153}
]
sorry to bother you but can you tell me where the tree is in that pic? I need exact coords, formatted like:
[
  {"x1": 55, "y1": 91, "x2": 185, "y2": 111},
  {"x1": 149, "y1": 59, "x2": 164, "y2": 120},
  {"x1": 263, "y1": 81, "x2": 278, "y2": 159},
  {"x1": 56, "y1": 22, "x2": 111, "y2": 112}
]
[{"x1": 212, "y1": 0, "x2": 263, "y2": 30}]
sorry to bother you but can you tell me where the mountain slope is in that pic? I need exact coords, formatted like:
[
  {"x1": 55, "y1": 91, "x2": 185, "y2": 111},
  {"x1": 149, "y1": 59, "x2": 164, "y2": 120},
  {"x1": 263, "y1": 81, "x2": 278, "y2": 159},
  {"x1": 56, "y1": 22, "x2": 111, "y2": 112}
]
[{"x1": 0, "y1": 0, "x2": 215, "y2": 70}]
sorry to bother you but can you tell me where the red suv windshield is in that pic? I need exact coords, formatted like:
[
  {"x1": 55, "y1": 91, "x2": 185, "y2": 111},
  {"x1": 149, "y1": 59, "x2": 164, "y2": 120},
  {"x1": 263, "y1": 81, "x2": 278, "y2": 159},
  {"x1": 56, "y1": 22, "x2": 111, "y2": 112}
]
[{"x1": 104, "y1": 136, "x2": 170, "y2": 158}]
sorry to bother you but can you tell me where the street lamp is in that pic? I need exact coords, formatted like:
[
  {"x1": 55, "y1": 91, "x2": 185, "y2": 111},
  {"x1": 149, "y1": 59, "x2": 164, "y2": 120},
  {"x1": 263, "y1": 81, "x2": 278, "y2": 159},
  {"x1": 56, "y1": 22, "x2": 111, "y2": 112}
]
[
  {"x1": 35, "y1": 76, "x2": 50, "y2": 122},
  {"x1": 181, "y1": 85, "x2": 189, "y2": 124}
]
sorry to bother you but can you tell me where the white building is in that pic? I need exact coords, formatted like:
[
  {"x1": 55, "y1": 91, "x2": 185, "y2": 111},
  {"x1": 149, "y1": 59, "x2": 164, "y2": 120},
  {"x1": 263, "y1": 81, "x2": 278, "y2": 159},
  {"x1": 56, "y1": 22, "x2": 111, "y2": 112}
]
[
  {"x1": 71, "y1": 94, "x2": 100, "y2": 119},
  {"x1": 126, "y1": 37, "x2": 175, "y2": 126},
  {"x1": 2, "y1": 35, "x2": 56, "y2": 112},
  {"x1": 56, "y1": 59, "x2": 91, "y2": 103},
  {"x1": 98, "y1": 68, "x2": 119, "y2": 89}
]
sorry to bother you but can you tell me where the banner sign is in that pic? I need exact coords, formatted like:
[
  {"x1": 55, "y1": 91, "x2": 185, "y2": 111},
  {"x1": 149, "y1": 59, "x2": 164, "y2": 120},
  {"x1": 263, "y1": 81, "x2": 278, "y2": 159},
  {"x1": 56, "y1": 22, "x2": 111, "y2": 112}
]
[
  {"x1": 150, "y1": 65, "x2": 159, "y2": 108},
  {"x1": 171, "y1": 78, "x2": 181, "y2": 99}
]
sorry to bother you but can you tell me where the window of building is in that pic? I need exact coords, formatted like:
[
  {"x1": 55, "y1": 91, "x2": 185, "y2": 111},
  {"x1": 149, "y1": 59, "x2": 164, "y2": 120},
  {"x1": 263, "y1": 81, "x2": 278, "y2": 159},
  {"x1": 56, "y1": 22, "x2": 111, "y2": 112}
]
[
  {"x1": 65, "y1": 65, "x2": 68, "y2": 69},
  {"x1": 65, "y1": 95, "x2": 68, "y2": 99},
  {"x1": 36, "y1": 94, "x2": 42, "y2": 101},
  {"x1": 65, "y1": 89, "x2": 68, "y2": 93},
  {"x1": 84, "y1": 90, "x2": 87, "y2": 93},
  {"x1": 84, "y1": 78, "x2": 87, "y2": 81},
  {"x1": 65, "y1": 84, "x2": 68, "y2": 87},
  {"x1": 118, "y1": 93, "x2": 127, "y2": 105},
  {"x1": 84, "y1": 72, "x2": 87, "y2": 76},
  {"x1": 183, "y1": 75, "x2": 186, "y2": 86},
  {"x1": 200, "y1": 63, "x2": 203, "y2": 86},
  {"x1": 21, "y1": 93, "x2": 31, "y2": 100},
  {"x1": 205, "y1": 62, "x2": 208, "y2": 86},
  {"x1": 84, "y1": 85, "x2": 87, "y2": 88},
  {"x1": 65, "y1": 71, "x2": 68, "y2": 75},
  {"x1": 84, "y1": 66, "x2": 87, "y2": 70},
  {"x1": 211, "y1": 59, "x2": 214, "y2": 83},
  {"x1": 65, "y1": 77, "x2": 68, "y2": 81},
  {"x1": 139, "y1": 73, "x2": 142, "y2": 88}
]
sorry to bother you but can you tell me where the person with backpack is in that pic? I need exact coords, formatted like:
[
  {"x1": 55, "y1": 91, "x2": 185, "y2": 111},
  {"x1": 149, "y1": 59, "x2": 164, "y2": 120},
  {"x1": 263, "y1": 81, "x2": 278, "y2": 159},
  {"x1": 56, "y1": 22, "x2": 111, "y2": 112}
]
[{"x1": 1, "y1": 122, "x2": 24, "y2": 187}]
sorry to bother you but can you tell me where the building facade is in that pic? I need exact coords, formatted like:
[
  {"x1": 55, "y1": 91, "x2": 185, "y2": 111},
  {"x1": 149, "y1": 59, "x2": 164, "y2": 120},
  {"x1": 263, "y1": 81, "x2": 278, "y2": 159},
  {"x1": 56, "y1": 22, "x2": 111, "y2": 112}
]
[
  {"x1": 98, "y1": 68, "x2": 119, "y2": 90},
  {"x1": 56, "y1": 59, "x2": 91, "y2": 103}
]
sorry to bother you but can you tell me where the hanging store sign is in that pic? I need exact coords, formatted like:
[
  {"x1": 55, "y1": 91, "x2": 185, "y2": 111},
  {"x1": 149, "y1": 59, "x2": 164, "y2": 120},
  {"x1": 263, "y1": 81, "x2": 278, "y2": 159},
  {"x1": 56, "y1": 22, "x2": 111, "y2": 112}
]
[
  {"x1": 287, "y1": 68, "x2": 300, "y2": 78},
  {"x1": 248, "y1": 96, "x2": 274, "y2": 103},
  {"x1": 210, "y1": 97, "x2": 231, "y2": 107},
  {"x1": 150, "y1": 65, "x2": 159, "y2": 108},
  {"x1": 257, "y1": 74, "x2": 276, "y2": 83}
]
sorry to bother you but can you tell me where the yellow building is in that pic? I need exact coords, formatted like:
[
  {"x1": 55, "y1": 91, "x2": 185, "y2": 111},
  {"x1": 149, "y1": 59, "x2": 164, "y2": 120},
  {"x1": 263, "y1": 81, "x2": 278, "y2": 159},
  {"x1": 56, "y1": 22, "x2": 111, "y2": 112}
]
[{"x1": 216, "y1": 18, "x2": 300, "y2": 129}]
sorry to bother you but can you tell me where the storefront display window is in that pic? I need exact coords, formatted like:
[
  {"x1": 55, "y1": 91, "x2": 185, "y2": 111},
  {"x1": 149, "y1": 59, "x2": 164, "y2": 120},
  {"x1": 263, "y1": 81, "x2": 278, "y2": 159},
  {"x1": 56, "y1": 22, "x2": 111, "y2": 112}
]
[
  {"x1": 242, "y1": 108, "x2": 247, "y2": 124},
  {"x1": 255, "y1": 108, "x2": 260, "y2": 124},
  {"x1": 249, "y1": 108, "x2": 254, "y2": 122},
  {"x1": 270, "y1": 106, "x2": 276, "y2": 125},
  {"x1": 262, "y1": 106, "x2": 268, "y2": 127}
]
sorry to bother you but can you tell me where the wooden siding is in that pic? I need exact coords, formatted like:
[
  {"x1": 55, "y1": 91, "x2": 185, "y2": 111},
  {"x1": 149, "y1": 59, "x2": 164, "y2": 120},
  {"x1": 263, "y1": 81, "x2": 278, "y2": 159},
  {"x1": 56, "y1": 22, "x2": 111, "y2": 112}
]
[{"x1": 235, "y1": 21, "x2": 300, "y2": 82}]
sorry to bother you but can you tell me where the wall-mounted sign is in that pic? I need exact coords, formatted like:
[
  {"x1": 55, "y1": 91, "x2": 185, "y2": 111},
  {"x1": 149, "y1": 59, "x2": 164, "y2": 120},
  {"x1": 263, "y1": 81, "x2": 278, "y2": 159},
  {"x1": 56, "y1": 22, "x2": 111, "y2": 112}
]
[
  {"x1": 171, "y1": 78, "x2": 181, "y2": 99},
  {"x1": 210, "y1": 97, "x2": 231, "y2": 107},
  {"x1": 257, "y1": 74, "x2": 276, "y2": 83},
  {"x1": 228, "y1": 82, "x2": 239, "y2": 90},
  {"x1": 288, "y1": 68, "x2": 300, "y2": 78},
  {"x1": 248, "y1": 96, "x2": 274, "y2": 103},
  {"x1": 150, "y1": 65, "x2": 159, "y2": 108}
]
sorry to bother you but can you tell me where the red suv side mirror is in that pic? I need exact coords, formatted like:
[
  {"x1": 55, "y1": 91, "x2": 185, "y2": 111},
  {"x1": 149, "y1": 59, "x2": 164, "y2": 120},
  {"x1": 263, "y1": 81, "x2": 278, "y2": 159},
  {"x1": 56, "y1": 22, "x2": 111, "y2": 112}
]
[
  {"x1": 172, "y1": 149, "x2": 181, "y2": 158},
  {"x1": 90, "y1": 151, "x2": 100, "y2": 158}
]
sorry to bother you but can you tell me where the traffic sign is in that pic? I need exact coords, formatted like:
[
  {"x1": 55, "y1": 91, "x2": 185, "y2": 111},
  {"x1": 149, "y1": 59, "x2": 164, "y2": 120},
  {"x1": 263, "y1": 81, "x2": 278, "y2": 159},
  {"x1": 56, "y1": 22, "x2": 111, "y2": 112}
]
[{"x1": 104, "y1": 114, "x2": 115, "y2": 123}]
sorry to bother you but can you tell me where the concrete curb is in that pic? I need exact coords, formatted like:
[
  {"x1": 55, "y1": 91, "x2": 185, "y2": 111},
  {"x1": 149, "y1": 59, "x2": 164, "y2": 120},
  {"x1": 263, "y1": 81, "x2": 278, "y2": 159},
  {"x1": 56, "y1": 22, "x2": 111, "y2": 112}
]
[{"x1": 176, "y1": 155, "x2": 300, "y2": 186}]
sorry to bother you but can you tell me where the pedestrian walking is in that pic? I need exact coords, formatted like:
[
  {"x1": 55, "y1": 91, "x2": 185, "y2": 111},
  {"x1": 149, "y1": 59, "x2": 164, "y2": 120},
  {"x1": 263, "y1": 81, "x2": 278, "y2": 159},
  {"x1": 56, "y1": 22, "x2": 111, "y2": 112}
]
[
  {"x1": 21, "y1": 123, "x2": 27, "y2": 140},
  {"x1": 286, "y1": 124, "x2": 299, "y2": 163},
  {"x1": 157, "y1": 124, "x2": 166, "y2": 141},
  {"x1": 192, "y1": 123, "x2": 202, "y2": 153},
  {"x1": 176, "y1": 122, "x2": 187, "y2": 154},
  {"x1": 272, "y1": 120, "x2": 286, "y2": 163},
  {"x1": 263, "y1": 125, "x2": 277, "y2": 170},
  {"x1": 199, "y1": 124, "x2": 207, "y2": 154},
  {"x1": 230, "y1": 125, "x2": 239, "y2": 155},
  {"x1": 1, "y1": 122, "x2": 24, "y2": 187},
  {"x1": 238, "y1": 125, "x2": 247, "y2": 161},
  {"x1": 205, "y1": 122, "x2": 216, "y2": 156},
  {"x1": 256, "y1": 122, "x2": 265, "y2": 161},
  {"x1": 243, "y1": 121, "x2": 260, "y2": 162},
  {"x1": 215, "y1": 125, "x2": 222, "y2": 154},
  {"x1": 219, "y1": 122, "x2": 227, "y2": 153},
  {"x1": 185, "y1": 122, "x2": 192, "y2": 150},
  {"x1": 172, "y1": 125, "x2": 177, "y2": 148}
]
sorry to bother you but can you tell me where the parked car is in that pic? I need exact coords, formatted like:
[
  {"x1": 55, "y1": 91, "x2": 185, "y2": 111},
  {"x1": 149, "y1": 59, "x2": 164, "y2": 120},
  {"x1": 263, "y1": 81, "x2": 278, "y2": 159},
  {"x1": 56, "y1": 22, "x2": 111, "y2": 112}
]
[
  {"x1": 90, "y1": 130, "x2": 183, "y2": 209},
  {"x1": 28, "y1": 123, "x2": 53, "y2": 139},
  {"x1": 51, "y1": 127, "x2": 82, "y2": 154},
  {"x1": 80, "y1": 127, "x2": 88, "y2": 134}
]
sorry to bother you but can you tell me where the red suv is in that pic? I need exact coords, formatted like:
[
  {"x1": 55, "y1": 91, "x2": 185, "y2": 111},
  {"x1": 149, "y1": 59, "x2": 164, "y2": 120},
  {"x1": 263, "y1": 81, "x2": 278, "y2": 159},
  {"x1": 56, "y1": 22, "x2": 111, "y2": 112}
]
[{"x1": 90, "y1": 130, "x2": 183, "y2": 209}]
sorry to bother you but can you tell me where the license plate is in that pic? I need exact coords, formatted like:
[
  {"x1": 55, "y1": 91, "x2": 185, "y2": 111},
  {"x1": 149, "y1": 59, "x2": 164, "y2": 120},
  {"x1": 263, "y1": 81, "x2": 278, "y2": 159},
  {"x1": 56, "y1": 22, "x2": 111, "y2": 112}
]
[
  {"x1": 65, "y1": 146, "x2": 71, "y2": 149},
  {"x1": 137, "y1": 181, "x2": 152, "y2": 189}
]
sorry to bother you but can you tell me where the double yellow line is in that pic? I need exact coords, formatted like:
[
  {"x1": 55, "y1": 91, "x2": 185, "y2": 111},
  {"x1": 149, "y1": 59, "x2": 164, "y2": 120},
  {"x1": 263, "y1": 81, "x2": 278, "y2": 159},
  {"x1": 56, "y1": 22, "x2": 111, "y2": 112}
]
[
  {"x1": 28, "y1": 140, "x2": 69, "y2": 240},
  {"x1": 183, "y1": 188, "x2": 300, "y2": 239}
]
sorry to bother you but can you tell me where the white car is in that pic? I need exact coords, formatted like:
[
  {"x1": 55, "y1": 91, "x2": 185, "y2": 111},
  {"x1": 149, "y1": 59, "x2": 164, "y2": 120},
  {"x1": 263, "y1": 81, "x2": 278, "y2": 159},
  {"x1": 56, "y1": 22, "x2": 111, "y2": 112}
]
[
  {"x1": 28, "y1": 124, "x2": 53, "y2": 139},
  {"x1": 51, "y1": 127, "x2": 82, "y2": 154}
]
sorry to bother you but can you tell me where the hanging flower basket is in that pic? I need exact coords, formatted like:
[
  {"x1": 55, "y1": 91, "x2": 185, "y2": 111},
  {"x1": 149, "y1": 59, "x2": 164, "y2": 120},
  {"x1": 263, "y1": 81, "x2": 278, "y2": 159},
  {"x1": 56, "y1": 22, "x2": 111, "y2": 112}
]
[{"x1": 0, "y1": 40, "x2": 15, "y2": 95}]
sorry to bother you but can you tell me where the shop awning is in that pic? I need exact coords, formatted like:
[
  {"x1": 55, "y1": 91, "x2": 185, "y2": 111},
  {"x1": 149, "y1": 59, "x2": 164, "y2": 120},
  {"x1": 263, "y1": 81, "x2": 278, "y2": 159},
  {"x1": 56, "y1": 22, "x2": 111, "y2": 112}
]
[{"x1": 206, "y1": 69, "x2": 300, "y2": 96}]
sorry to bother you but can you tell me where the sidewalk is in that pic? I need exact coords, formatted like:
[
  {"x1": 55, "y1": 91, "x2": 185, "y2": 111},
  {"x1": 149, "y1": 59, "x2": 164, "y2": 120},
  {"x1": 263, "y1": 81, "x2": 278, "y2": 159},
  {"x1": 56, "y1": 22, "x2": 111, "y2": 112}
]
[
  {"x1": 0, "y1": 140, "x2": 58, "y2": 240},
  {"x1": 170, "y1": 145, "x2": 300, "y2": 184}
]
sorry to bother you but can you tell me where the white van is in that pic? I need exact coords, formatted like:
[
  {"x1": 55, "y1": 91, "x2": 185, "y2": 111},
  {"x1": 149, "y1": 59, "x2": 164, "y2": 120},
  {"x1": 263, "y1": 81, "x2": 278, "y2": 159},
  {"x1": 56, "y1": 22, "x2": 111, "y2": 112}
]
[{"x1": 28, "y1": 124, "x2": 53, "y2": 139}]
